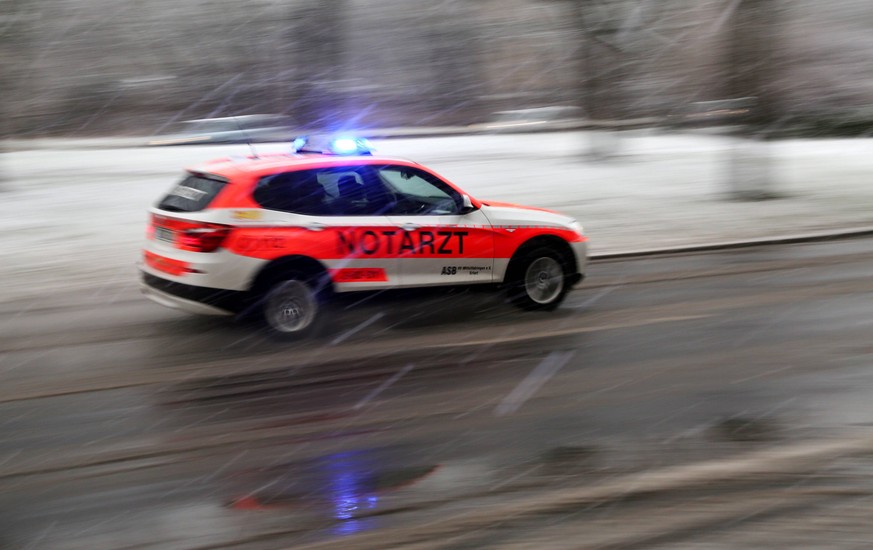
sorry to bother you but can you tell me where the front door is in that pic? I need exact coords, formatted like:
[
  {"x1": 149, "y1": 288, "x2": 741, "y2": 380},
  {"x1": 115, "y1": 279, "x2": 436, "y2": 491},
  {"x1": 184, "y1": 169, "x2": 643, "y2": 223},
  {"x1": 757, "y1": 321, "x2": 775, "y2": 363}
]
[{"x1": 375, "y1": 165, "x2": 495, "y2": 287}]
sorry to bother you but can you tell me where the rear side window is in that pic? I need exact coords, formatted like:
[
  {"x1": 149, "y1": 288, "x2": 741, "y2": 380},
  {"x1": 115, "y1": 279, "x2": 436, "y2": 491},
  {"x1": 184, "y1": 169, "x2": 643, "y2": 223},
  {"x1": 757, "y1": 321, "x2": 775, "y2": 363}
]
[
  {"x1": 157, "y1": 174, "x2": 227, "y2": 212},
  {"x1": 253, "y1": 171, "x2": 332, "y2": 216},
  {"x1": 253, "y1": 167, "x2": 394, "y2": 216}
]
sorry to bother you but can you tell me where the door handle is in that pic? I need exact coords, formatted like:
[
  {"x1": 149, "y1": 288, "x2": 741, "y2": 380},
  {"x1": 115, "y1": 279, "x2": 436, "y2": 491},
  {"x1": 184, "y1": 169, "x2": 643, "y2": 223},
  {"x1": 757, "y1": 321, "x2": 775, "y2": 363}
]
[
  {"x1": 306, "y1": 222, "x2": 327, "y2": 231},
  {"x1": 399, "y1": 223, "x2": 420, "y2": 232}
]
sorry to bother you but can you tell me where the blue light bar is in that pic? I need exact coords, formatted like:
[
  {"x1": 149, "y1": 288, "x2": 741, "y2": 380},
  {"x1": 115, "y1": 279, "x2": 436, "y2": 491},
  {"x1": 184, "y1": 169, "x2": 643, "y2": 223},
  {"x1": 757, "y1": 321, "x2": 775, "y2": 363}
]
[{"x1": 292, "y1": 135, "x2": 373, "y2": 156}]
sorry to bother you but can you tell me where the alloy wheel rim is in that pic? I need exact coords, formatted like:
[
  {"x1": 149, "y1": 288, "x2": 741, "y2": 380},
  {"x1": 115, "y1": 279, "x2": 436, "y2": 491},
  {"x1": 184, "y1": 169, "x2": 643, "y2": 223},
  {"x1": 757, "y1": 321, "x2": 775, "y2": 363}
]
[
  {"x1": 267, "y1": 281, "x2": 316, "y2": 333},
  {"x1": 524, "y1": 257, "x2": 563, "y2": 304}
]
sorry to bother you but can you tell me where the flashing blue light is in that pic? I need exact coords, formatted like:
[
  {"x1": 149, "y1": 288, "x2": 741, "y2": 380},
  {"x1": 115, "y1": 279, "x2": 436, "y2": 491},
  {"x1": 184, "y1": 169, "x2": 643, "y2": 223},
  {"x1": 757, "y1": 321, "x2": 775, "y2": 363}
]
[
  {"x1": 293, "y1": 135, "x2": 372, "y2": 155},
  {"x1": 330, "y1": 137, "x2": 372, "y2": 155},
  {"x1": 331, "y1": 137, "x2": 360, "y2": 154}
]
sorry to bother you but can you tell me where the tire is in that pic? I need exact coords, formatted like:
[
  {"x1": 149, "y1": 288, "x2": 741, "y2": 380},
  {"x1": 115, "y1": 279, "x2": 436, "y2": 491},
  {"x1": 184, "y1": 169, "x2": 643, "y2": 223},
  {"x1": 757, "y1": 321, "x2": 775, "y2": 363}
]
[
  {"x1": 261, "y1": 278, "x2": 322, "y2": 338},
  {"x1": 507, "y1": 246, "x2": 571, "y2": 311}
]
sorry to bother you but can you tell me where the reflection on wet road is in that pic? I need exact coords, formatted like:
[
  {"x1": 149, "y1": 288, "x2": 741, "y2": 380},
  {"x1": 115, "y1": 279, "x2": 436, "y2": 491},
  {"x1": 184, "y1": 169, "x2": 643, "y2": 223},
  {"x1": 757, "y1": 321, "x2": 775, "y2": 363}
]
[{"x1": 0, "y1": 238, "x2": 872, "y2": 548}]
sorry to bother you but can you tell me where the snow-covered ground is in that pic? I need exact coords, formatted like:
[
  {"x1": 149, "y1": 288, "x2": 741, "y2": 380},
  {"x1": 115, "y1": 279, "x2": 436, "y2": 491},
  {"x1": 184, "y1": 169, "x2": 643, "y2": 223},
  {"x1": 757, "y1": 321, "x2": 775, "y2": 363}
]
[{"x1": 2, "y1": 130, "x2": 872, "y2": 307}]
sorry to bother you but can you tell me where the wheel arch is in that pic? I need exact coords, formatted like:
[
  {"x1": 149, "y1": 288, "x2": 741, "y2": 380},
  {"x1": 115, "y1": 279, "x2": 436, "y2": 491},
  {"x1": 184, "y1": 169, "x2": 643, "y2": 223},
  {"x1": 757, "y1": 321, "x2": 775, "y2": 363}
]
[
  {"x1": 503, "y1": 235, "x2": 577, "y2": 285},
  {"x1": 249, "y1": 255, "x2": 334, "y2": 298}
]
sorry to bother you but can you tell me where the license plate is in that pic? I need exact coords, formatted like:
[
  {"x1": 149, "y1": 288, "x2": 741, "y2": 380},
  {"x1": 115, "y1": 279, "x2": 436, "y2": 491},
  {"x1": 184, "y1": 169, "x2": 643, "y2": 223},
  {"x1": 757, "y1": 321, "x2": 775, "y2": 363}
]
[{"x1": 155, "y1": 227, "x2": 174, "y2": 243}]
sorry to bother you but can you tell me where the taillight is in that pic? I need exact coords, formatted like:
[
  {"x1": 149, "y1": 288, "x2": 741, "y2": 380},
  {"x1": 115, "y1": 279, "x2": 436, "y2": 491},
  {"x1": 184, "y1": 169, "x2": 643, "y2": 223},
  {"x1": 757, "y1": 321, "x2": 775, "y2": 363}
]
[
  {"x1": 176, "y1": 223, "x2": 232, "y2": 253},
  {"x1": 150, "y1": 214, "x2": 231, "y2": 253}
]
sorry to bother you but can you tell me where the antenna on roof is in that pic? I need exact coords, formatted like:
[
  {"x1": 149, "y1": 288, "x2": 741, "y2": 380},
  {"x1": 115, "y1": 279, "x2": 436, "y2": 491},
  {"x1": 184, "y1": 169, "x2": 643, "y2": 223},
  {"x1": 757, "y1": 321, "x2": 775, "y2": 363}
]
[{"x1": 233, "y1": 116, "x2": 259, "y2": 159}]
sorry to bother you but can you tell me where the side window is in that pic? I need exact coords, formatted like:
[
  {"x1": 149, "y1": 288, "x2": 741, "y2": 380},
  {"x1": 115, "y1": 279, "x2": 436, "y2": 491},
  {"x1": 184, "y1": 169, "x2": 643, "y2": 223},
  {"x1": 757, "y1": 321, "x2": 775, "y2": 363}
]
[
  {"x1": 377, "y1": 166, "x2": 461, "y2": 215},
  {"x1": 319, "y1": 166, "x2": 395, "y2": 215},
  {"x1": 253, "y1": 170, "x2": 331, "y2": 216},
  {"x1": 253, "y1": 167, "x2": 395, "y2": 216}
]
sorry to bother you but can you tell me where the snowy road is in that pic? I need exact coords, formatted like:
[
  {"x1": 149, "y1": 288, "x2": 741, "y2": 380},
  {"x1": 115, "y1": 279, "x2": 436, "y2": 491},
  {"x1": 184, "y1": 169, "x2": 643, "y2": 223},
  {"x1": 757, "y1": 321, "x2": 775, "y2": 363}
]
[{"x1": 1, "y1": 238, "x2": 872, "y2": 548}]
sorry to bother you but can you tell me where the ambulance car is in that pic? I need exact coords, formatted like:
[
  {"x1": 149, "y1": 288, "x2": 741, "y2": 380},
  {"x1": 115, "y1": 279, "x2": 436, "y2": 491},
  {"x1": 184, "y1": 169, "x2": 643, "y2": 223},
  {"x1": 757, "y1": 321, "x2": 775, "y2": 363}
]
[{"x1": 140, "y1": 136, "x2": 588, "y2": 337}]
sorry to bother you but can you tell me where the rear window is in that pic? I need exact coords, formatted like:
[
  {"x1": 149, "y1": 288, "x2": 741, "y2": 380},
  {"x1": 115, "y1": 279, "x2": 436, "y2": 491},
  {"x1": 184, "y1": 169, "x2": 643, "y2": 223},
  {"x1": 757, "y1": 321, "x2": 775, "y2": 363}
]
[{"x1": 157, "y1": 174, "x2": 227, "y2": 212}]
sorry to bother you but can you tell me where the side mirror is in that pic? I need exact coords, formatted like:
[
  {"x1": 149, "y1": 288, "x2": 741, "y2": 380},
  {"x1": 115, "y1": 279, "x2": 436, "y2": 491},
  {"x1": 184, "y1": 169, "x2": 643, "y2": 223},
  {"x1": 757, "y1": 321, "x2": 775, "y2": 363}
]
[{"x1": 459, "y1": 194, "x2": 477, "y2": 214}]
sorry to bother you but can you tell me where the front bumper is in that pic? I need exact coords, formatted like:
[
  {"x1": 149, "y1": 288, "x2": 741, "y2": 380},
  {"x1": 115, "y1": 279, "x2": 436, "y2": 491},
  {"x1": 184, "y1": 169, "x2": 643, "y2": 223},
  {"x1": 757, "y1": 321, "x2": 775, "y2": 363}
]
[{"x1": 570, "y1": 238, "x2": 588, "y2": 288}]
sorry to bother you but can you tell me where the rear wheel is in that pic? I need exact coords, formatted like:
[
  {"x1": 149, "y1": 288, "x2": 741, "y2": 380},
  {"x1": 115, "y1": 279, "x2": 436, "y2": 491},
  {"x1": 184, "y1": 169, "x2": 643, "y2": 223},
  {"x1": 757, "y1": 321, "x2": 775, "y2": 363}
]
[
  {"x1": 262, "y1": 279, "x2": 321, "y2": 338},
  {"x1": 507, "y1": 246, "x2": 570, "y2": 311}
]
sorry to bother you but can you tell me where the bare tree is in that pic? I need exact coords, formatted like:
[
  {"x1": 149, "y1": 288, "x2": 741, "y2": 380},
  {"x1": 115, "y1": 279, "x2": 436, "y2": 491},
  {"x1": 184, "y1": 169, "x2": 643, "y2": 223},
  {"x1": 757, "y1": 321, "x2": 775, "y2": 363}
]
[
  {"x1": 724, "y1": 0, "x2": 783, "y2": 199},
  {"x1": 285, "y1": 0, "x2": 349, "y2": 131},
  {"x1": 0, "y1": 0, "x2": 35, "y2": 185}
]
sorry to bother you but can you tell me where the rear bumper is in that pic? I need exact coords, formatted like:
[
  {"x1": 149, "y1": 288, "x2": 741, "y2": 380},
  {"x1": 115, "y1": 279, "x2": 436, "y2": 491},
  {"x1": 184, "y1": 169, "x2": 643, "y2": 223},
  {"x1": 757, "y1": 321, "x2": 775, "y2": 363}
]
[{"x1": 140, "y1": 272, "x2": 245, "y2": 316}]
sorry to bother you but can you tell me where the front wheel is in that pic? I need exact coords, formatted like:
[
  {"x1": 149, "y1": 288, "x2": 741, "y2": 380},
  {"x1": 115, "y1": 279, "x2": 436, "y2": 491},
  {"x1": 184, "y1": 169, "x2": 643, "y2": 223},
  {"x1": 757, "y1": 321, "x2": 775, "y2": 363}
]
[
  {"x1": 262, "y1": 279, "x2": 321, "y2": 338},
  {"x1": 507, "y1": 247, "x2": 570, "y2": 311}
]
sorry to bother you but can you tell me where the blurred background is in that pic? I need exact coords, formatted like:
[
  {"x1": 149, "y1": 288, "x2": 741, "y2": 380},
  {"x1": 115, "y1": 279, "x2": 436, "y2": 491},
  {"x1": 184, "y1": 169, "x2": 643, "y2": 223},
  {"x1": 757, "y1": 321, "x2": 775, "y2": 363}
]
[{"x1": 3, "y1": 0, "x2": 873, "y2": 139}]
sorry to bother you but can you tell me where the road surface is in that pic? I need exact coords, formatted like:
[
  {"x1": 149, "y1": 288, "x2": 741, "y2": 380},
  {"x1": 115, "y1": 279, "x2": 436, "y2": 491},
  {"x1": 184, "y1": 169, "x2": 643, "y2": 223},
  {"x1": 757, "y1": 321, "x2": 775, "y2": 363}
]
[{"x1": 1, "y1": 237, "x2": 872, "y2": 548}]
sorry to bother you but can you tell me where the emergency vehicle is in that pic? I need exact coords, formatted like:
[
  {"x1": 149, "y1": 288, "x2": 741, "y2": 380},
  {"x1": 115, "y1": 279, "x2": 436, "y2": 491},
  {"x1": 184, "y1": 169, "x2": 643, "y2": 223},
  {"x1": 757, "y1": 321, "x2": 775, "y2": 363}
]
[{"x1": 140, "y1": 136, "x2": 588, "y2": 337}]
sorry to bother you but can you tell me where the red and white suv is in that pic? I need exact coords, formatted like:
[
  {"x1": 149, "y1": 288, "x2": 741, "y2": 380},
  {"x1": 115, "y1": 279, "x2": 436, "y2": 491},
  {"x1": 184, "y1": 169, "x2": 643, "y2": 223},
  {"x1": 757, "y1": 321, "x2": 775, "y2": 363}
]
[{"x1": 140, "y1": 137, "x2": 587, "y2": 336}]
